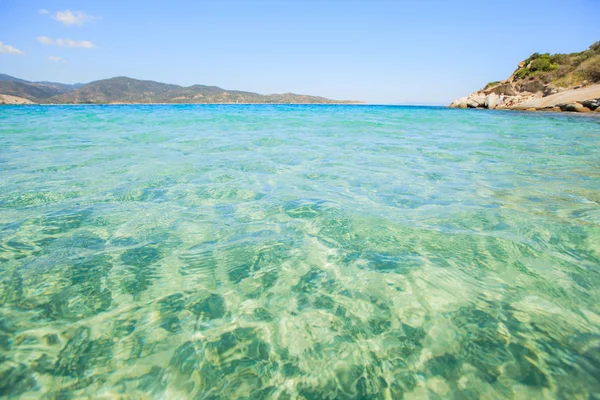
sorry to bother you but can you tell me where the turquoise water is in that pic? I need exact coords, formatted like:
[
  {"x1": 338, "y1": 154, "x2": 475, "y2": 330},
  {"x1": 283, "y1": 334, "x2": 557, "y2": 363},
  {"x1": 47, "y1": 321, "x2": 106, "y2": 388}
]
[{"x1": 0, "y1": 105, "x2": 599, "y2": 399}]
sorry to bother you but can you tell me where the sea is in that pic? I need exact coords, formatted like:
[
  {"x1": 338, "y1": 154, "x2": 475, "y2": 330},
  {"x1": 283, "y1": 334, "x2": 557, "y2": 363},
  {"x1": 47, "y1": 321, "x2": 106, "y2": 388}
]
[{"x1": 1, "y1": 105, "x2": 599, "y2": 398}]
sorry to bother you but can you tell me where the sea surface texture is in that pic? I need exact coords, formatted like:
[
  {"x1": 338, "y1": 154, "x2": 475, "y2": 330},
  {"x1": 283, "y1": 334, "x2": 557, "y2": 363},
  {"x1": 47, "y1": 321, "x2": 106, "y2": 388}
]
[{"x1": 1, "y1": 105, "x2": 599, "y2": 399}]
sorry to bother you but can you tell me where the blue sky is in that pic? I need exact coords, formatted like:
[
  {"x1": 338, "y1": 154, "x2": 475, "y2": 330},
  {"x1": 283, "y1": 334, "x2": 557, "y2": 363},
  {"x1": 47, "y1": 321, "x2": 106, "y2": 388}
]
[{"x1": 1, "y1": 0, "x2": 599, "y2": 104}]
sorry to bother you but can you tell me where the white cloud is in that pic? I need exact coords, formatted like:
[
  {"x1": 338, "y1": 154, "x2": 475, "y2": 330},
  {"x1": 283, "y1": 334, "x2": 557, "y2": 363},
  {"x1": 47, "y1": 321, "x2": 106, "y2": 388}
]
[
  {"x1": 37, "y1": 36, "x2": 53, "y2": 45},
  {"x1": 39, "y1": 9, "x2": 50, "y2": 14},
  {"x1": 52, "y1": 10, "x2": 101, "y2": 26},
  {"x1": 48, "y1": 56, "x2": 67, "y2": 63},
  {"x1": 37, "y1": 36, "x2": 95, "y2": 48},
  {"x1": 0, "y1": 40, "x2": 23, "y2": 55},
  {"x1": 65, "y1": 39, "x2": 94, "y2": 48}
]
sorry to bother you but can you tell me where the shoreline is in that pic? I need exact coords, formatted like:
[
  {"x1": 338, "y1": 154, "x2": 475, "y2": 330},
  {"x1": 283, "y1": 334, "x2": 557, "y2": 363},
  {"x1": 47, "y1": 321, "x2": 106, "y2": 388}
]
[
  {"x1": 452, "y1": 107, "x2": 600, "y2": 117},
  {"x1": 2, "y1": 102, "x2": 599, "y2": 115},
  {"x1": 450, "y1": 82, "x2": 600, "y2": 115}
]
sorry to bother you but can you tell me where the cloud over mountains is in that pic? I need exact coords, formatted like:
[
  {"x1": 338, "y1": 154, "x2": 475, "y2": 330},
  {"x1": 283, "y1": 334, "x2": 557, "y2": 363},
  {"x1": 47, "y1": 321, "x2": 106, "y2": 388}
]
[{"x1": 0, "y1": 41, "x2": 23, "y2": 55}]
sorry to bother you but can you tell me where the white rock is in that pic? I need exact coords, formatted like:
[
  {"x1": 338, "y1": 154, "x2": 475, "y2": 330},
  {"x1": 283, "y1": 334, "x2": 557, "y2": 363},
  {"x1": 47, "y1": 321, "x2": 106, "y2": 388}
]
[
  {"x1": 449, "y1": 96, "x2": 469, "y2": 108},
  {"x1": 471, "y1": 94, "x2": 486, "y2": 106},
  {"x1": 484, "y1": 93, "x2": 499, "y2": 109}
]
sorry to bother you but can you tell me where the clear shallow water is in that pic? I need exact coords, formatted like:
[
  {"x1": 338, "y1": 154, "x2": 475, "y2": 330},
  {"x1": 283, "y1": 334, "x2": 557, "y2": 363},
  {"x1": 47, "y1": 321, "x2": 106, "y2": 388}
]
[{"x1": 0, "y1": 105, "x2": 599, "y2": 399}]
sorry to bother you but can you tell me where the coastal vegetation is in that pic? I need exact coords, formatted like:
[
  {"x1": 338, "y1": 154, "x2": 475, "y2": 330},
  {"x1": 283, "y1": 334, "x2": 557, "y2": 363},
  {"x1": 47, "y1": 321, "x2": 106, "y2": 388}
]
[
  {"x1": 489, "y1": 41, "x2": 600, "y2": 89},
  {"x1": 483, "y1": 81, "x2": 502, "y2": 90}
]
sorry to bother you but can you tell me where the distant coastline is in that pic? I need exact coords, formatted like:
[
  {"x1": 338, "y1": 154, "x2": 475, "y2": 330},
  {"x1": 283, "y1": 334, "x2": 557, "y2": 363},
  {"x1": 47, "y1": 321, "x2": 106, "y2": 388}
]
[
  {"x1": 1, "y1": 102, "x2": 367, "y2": 106},
  {"x1": 0, "y1": 74, "x2": 361, "y2": 105}
]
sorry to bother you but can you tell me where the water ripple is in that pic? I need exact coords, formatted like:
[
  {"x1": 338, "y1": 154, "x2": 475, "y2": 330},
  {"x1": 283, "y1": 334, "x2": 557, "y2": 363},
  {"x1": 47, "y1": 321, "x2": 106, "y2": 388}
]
[{"x1": 0, "y1": 105, "x2": 599, "y2": 398}]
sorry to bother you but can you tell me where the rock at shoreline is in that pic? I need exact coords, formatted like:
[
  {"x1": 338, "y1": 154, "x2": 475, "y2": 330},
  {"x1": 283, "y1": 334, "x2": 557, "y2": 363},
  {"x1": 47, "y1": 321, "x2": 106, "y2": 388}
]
[
  {"x1": 484, "y1": 93, "x2": 499, "y2": 109},
  {"x1": 580, "y1": 99, "x2": 600, "y2": 111},
  {"x1": 449, "y1": 96, "x2": 469, "y2": 108},
  {"x1": 558, "y1": 103, "x2": 591, "y2": 112},
  {"x1": 466, "y1": 100, "x2": 479, "y2": 108},
  {"x1": 451, "y1": 93, "x2": 500, "y2": 109},
  {"x1": 463, "y1": 94, "x2": 484, "y2": 108},
  {"x1": 451, "y1": 84, "x2": 600, "y2": 113}
]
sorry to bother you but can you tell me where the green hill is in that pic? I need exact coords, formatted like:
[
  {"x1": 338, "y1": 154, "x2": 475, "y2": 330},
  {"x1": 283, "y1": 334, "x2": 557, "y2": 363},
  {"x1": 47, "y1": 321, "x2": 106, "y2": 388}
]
[
  {"x1": 487, "y1": 41, "x2": 600, "y2": 92},
  {"x1": 0, "y1": 74, "x2": 79, "y2": 101}
]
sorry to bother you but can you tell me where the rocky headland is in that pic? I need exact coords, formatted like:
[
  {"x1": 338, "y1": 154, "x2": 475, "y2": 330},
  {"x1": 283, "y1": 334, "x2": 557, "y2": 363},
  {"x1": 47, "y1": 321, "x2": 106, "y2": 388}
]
[{"x1": 450, "y1": 41, "x2": 600, "y2": 113}]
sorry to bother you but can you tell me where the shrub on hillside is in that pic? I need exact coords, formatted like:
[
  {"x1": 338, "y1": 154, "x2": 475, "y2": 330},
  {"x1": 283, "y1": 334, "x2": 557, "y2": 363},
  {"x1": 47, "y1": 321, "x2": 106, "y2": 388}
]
[
  {"x1": 511, "y1": 41, "x2": 600, "y2": 84},
  {"x1": 515, "y1": 68, "x2": 528, "y2": 79},
  {"x1": 555, "y1": 64, "x2": 575, "y2": 77},
  {"x1": 550, "y1": 54, "x2": 570, "y2": 65},
  {"x1": 529, "y1": 55, "x2": 559, "y2": 73},
  {"x1": 525, "y1": 53, "x2": 542, "y2": 64},
  {"x1": 578, "y1": 55, "x2": 600, "y2": 82},
  {"x1": 576, "y1": 50, "x2": 597, "y2": 64},
  {"x1": 483, "y1": 81, "x2": 501, "y2": 90}
]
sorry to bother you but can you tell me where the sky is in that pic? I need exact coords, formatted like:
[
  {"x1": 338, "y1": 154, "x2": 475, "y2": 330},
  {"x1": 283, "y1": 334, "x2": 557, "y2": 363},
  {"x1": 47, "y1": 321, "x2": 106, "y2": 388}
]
[{"x1": 1, "y1": 0, "x2": 599, "y2": 104}]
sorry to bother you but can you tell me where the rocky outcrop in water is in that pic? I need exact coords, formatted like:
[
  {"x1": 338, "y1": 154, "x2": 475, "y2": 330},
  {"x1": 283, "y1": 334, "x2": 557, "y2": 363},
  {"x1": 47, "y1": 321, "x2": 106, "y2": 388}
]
[{"x1": 450, "y1": 84, "x2": 600, "y2": 113}]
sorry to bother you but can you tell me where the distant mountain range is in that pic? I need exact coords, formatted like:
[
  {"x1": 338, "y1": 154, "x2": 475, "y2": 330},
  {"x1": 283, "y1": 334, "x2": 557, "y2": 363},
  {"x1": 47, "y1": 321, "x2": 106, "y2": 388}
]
[{"x1": 0, "y1": 74, "x2": 359, "y2": 104}]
